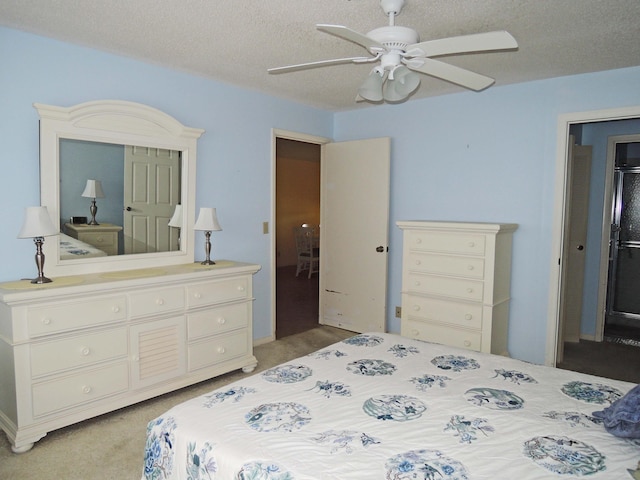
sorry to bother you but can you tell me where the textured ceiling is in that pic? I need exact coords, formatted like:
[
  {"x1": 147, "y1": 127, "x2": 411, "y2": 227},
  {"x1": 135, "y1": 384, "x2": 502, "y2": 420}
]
[{"x1": 2, "y1": 0, "x2": 640, "y2": 111}]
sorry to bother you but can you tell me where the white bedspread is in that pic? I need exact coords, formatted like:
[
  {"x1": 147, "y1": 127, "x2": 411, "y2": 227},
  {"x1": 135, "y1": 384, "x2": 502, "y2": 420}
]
[
  {"x1": 59, "y1": 233, "x2": 108, "y2": 260},
  {"x1": 142, "y1": 333, "x2": 638, "y2": 479}
]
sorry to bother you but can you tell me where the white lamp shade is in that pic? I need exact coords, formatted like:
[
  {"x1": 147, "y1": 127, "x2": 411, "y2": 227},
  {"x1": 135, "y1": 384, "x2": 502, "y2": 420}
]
[
  {"x1": 383, "y1": 66, "x2": 421, "y2": 102},
  {"x1": 168, "y1": 205, "x2": 183, "y2": 228},
  {"x1": 358, "y1": 71, "x2": 384, "y2": 102},
  {"x1": 194, "y1": 207, "x2": 222, "y2": 231},
  {"x1": 17, "y1": 206, "x2": 58, "y2": 238},
  {"x1": 81, "y1": 179, "x2": 105, "y2": 198}
]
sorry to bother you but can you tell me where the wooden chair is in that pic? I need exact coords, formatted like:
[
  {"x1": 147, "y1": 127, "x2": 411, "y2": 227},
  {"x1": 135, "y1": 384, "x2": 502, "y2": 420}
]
[{"x1": 294, "y1": 226, "x2": 320, "y2": 278}]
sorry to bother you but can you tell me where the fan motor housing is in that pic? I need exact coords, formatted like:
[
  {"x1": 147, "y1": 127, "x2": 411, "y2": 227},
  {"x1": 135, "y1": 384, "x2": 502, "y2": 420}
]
[{"x1": 368, "y1": 26, "x2": 419, "y2": 51}]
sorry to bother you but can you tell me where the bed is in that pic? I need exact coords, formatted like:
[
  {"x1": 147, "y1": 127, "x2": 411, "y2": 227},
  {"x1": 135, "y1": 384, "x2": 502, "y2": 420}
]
[
  {"x1": 142, "y1": 332, "x2": 639, "y2": 479},
  {"x1": 58, "y1": 233, "x2": 108, "y2": 260}
]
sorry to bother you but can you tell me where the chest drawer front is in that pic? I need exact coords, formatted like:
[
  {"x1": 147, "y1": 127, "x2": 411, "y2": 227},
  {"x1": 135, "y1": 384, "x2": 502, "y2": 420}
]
[
  {"x1": 407, "y1": 252, "x2": 485, "y2": 279},
  {"x1": 27, "y1": 297, "x2": 127, "y2": 337},
  {"x1": 32, "y1": 361, "x2": 129, "y2": 417},
  {"x1": 80, "y1": 231, "x2": 116, "y2": 248},
  {"x1": 30, "y1": 328, "x2": 128, "y2": 378},
  {"x1": 402, "y1": 318, "x2": 481, "y2": 351},
  {"x1": 408, "y1": 231, "x2": 485, "y2": 255},
  {"x1": 129, "y1": 287, "x2": 185, "y2": 318},
  {"x1": 187, "y1": 277, "x2": 250, "y2": 308},
  {"x1": 188, "y1": 330, "x2": 249, "y2": 372},
  {"x1": 403, "y1": 295, "x2": 482, "y2": 330},
  {"x1": 406, "y1": 273, "x2": 483, "y2": 302},
  {"x1": 187, "y1": 302, "x2": 249, "y2": 340}
]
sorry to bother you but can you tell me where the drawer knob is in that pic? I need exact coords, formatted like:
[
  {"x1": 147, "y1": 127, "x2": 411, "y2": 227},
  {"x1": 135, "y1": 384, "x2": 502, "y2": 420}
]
[
  {"x1": 466, "y1": 288, "x2": 473, "y2": 293},
  {"x1": 465, "y1": 314, "x2": 473, "y2": 320},
  {"x1": 411, "y1": 329, "x2": 419, "y2": 336},
  {"x1": 414, "y1": 260, "x2": 421, "y2": 265},
  {"x1": 156, "y1": 298, "x2": 165, "y2": 305},
  {"x1": 414, "y1": 280, "x2": 421, "y2": 287},
  {"x1": 415, "y1": 238, "x2": 422, "y2": 244},
  {"x1": 467, "y1": 265, "x2": 474, "y2": 270},
  {"x1": 112, "y1": 306, "x2": 120, "y2": 313},
  {"x1": 217, "y1": 346, "x2": 226, "y2": 354},
  {"x1": 81, "y1": 385, "x2": 92, "y2": 394},
  {"x1": 80, "y1": 347, "x2": 91, "y2": 356},
  {"x1": 468, "y1": 242, "x2": 475, "y2": 247},
  {"x1": 237, "y1": 286, "x2": 245, "y2": 292},
  {"x1": 413, "y1": 305, "x2": 420, "y2": 312},
  {"x1": 217, "y1": 317, "x2": 227, "y2": 324},
  {"x1": 464, "y1": 340, "x2": 471, "y2": 347},
  {"x1": 41, "y1": 317, "x2": 52, "y2": 325},
  {"x1": 193, "y1": 292, "x2": 202, "y2": 299}
]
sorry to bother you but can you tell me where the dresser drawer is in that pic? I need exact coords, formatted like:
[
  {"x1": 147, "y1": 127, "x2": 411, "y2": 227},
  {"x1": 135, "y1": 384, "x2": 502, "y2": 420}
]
[
  {"x1": 129, "y1": 287, "x2": 185, "y2": 318},
  {"x1": 406, "y1": 273, "x2": 483, "y2": 301},
  {"x1": 79, "y1": 231, "x2": 116, "y2": 248},
  {"x1": 188, "y1": 330, "x2": 249, "y2": 371},
  {"x1": 407, "y1": 231, "x2": 486, "y2": 255},
  {"x1": 30, "y1": 328, "x2": 128, "y2": 377},
  {"x1": 27, "y1": 297, "x2": 127, "y2": 337},
  {"x1": 187, "y1": 302, "x2": 249, "y2": 340},
  {"x1": 187, "y1": 277, "x2": 250, "y2": 308},
  {"x1": 406, "y1": 252, "x2": 485, "y2": 279},
  {"x1": 32, "y1": 361, "x2": 129, "y2": 417},
  {"x1": 402, "y1": 319, "x2": 481, "y2": 351},
  {"x1": 403, "y1": 295, "x2": 482, "y2": 330}
]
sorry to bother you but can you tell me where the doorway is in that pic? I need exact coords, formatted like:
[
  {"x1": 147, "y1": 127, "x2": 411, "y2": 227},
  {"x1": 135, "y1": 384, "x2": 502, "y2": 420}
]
[
  {"x1": 274, "y1": 137, "x2": 322, "y2": 339},
  {"x1": 603, "y1": 137, "x2": 640, "y2": 345},
  {"x1": 551, "y1": 108, "x2": 640, "y2": 379}
]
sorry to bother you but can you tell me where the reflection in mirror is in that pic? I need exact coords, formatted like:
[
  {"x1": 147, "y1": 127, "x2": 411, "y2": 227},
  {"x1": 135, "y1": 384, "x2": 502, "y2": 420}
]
[
  {"x1": 36, "y1": 100, "x2": 204, "y2": 277},
  {"x1": 59, "y1": 139, "x2": 182, "y2": 257}
]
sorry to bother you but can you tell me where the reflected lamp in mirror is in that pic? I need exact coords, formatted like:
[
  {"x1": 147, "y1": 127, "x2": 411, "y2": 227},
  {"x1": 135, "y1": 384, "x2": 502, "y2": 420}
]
[
  {"x1": 168, "y1": 204, "x2": 183, "y2": 249},
  {"x1": 17, "y1": 206, "x2": 59, "y2": 284},
  {"x1": 81, "y1": 179, "x2": 104, "y2": 225},
  {"x1": 193, "y1": 207, "x2": 222, "y2": 265}
]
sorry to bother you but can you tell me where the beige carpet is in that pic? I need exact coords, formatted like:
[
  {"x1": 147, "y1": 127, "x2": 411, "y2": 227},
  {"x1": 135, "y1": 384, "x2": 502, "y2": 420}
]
[{"x1": 0, "y1": 326, "x2": 353, "y2": 480}]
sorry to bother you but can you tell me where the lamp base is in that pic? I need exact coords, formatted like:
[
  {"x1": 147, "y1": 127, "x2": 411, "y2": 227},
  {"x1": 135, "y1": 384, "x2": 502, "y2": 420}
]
[
  {"x1": 31, "y1": 276, "x2": 52, "y2": 284},
  {"x1": 200, "y1": 260, "x2": 216, "y2": 265}
]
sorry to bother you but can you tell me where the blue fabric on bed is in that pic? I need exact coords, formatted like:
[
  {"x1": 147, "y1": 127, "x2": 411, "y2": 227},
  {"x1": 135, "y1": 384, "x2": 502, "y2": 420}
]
[{"x1": 593, "y1": 384, "x2": 640, "y2": 438}]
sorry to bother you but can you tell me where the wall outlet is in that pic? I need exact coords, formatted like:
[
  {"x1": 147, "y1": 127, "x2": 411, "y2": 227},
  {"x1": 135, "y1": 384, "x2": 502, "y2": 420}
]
[
  {"x1": 395, "y1": 306, "x2": 402, "y2": 318},
  {"x1": 263, "y1": 221, "x2": 269, "y2": 234}
]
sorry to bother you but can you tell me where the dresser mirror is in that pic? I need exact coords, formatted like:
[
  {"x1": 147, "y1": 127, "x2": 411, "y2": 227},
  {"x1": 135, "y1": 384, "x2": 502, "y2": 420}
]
[{"x1": 36, "y1": 100, "x2": 204, "y2": 276}]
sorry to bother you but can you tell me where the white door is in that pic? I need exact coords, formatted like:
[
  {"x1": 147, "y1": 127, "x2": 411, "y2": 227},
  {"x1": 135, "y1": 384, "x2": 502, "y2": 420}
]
[
  {"x1": 320, "y1": 137, "x2": 390, "y2": 333},
  {"x1": 558, "y1": 139, "x2": 592, "y2": 361},
  {"x1": 124, "y1": 146, "x2": 181, "y2": 254}
]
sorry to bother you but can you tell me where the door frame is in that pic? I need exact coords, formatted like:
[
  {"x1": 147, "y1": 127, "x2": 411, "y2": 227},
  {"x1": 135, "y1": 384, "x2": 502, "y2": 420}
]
[
  {"x1": 270, "y1": 129, "x2": 331, "y2": 341},
  {"x1": 547, "y1": 105, "x2": 640, "y2": 366}
]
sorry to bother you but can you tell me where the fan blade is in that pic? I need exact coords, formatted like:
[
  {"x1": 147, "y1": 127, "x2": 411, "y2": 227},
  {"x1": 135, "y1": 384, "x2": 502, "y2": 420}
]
[
  {"x1": 407, "y1": 57, "x2": 495, "y2": 91},
  {"x1": 268, "y1": 56, "x2": 376, "y2": 74},
  {"x1": 405, "y1": 31, "x2": 517, "y2": 58},
  {"x1": 317, "y1": 24, "x2": 386, "y2": 53}
]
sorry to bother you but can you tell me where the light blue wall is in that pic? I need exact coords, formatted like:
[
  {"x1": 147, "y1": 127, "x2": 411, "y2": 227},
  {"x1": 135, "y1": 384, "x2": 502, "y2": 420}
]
[
  {"x1": 334, "y1": 67, "x2": 640, "y2": 364},
  {"x1": 3, "y1": 26, "x2": 640, "y2": 364},
  {"x1": 0, "y1": 27, "x2": 333, "y2": 342}
]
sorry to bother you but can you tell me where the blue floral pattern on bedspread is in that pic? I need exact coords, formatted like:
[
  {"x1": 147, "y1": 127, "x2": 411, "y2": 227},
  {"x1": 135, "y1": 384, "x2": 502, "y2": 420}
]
[{"x1": 141, "y1": 333, "x2": 637, "y2": 479}]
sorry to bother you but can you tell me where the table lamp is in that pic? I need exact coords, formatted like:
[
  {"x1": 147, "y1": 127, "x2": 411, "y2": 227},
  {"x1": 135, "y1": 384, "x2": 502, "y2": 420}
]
[
  {"x1": 17, "y1": 206, "x2": 59, "y2": 284},
  {"x1": 193, "y1": 207, "x2": 222, "y2": 265},
  {"x1": 81, "y1": 179, "x2": 104, "y2": 225}
]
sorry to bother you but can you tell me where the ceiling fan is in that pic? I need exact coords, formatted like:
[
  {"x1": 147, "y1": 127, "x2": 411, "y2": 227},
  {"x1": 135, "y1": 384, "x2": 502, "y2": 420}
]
[{"x1": 268, "y1": 0, "x2": 518, "y2": 104}]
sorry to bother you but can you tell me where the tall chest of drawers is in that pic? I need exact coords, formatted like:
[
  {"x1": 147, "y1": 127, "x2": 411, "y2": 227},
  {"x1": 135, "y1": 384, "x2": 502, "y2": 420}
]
[
  {"x1": 0, "y1": 261, "x2": 259, "y2": 453},
  {"x1": 397, "y1": 221, "x2": 517, "y2": 355}
]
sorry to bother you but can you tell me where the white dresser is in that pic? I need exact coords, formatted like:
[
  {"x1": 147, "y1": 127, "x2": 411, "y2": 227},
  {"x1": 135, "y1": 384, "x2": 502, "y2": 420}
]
[
  {"x1": 397, "y1": 221, "x2": 517, "y2": 355},
  {"x1": 0, "y1": 261, "x2": 260, "y2": 453},
  {"x1": 64, "y1": 223, "x2": 123, "y2": 255}
]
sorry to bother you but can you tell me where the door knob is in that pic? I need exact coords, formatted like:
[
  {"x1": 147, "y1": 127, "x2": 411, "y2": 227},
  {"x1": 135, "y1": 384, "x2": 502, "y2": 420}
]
[
  {"x1": 576, "y1": 245, "x2": 584, "y2": 251},
  {"x1": 125, "y1": 206, "x2": 132, "y2": 211},
  {"x1": 376, "y1": 246, "x2": 385, "y2": 252}
]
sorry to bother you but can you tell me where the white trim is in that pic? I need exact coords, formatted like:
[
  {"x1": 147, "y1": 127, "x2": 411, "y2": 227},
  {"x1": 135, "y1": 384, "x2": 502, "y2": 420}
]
[
  {"x1": 547, "y1": 105, "x2": 640, "y2": 366},
  {"x1": 270, "y1": 129, "x2": 331, "y2": 339}
]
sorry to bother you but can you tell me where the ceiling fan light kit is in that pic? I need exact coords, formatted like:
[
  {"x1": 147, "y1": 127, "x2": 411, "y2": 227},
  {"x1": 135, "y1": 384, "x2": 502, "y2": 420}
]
[{"x1": 268, "y1": 0, "x2": 518, "y2": 105}]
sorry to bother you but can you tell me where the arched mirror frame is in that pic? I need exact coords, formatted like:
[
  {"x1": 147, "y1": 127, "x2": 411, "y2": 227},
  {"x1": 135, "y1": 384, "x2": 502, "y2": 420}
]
[{"x1": 36, "y1": 100, "x2": 204, "y2": 276}]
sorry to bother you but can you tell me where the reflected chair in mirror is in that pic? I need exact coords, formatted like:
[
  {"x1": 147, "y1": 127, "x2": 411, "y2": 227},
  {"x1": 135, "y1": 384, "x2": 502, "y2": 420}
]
[{"x1": 294, "y1": 226, "x2": 320, "y2": 278}]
